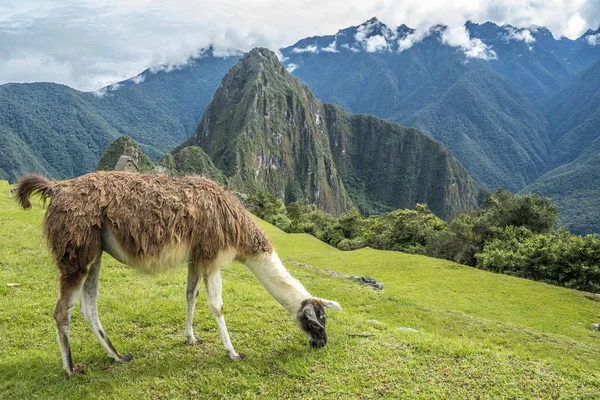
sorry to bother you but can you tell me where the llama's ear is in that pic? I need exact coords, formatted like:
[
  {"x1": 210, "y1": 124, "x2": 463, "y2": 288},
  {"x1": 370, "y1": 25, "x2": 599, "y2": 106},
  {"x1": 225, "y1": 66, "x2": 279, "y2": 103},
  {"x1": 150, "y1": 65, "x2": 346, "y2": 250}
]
[
  {"x1": 303, "y1": 302, "x2": 324, "y2": 328},
  {"x1": 319, "y1": 299, "x2": 342, "y2": 311}
]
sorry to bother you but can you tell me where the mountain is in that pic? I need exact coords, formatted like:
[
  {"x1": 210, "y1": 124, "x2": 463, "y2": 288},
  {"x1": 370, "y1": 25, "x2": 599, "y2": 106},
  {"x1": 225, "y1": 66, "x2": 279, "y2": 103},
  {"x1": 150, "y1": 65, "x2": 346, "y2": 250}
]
[
  {"x1": 522, "y1": 60, "x2": 600, "y2": 234},
  {"x1": 158, "y1": 147, "x2": 225, "y2": 183},
  {"x1": 280, "y1": 19, "x2": 567, "y2": 192},
  {"x1": 2, "y1": 18, "x2": 600, "y2": 231},
  {"x1": 96, "y1": 135, "x2": 156, "y2": 173},
  {"x1": 523, "y1": 152, "x2": 600, "y2": 235},
  {"x1": 0, "y1": 50, "x2": 239, "y2": 182},
  {"x1": 465, "y1": 22, "x2": 573, "y2": 106},
  {"x1": 168, "y1": 48, "x2": 479, "y2": 218},
  {"x1": 279, "y1": 18, "x2": 600, "y2": 232},
  {"x1": 546, "y1": 59, "x2": 600, "y2": 167}
]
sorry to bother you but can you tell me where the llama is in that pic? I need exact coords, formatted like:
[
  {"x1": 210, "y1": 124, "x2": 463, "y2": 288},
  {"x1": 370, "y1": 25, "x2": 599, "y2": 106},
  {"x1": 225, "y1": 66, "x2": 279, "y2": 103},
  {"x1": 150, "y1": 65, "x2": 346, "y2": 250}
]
[{"x1": 16, "y1": 171, "x2": 341, "y2": 375}]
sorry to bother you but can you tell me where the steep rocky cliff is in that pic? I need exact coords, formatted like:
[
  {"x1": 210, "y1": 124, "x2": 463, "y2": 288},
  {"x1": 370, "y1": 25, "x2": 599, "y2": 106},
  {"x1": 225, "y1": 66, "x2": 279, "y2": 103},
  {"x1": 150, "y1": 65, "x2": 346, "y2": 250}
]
[{"x1": 169, "y1": 48, "x2": 479, "y2": 218}]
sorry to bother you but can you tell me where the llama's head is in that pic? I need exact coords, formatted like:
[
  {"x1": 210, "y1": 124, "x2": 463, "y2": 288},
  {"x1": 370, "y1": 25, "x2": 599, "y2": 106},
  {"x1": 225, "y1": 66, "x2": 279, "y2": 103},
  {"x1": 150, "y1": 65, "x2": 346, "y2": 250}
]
[{"x1": 296, "y1": 298, "x2": 342, "y2": 348}]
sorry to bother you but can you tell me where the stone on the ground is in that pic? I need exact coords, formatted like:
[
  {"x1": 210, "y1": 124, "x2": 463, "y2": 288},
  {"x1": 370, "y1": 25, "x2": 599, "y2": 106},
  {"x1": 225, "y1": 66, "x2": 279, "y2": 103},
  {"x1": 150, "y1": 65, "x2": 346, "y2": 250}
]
[{"x1": 397, "y1": 327, "x2": 418, "y2": 333}]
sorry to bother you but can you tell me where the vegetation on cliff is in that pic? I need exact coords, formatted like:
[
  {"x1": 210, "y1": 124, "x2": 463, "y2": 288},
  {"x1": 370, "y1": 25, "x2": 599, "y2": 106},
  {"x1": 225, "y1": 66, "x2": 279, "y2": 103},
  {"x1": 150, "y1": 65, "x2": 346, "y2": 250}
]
[{"x1": 168, "y1": 48, "x2": 479, "y2": 219}]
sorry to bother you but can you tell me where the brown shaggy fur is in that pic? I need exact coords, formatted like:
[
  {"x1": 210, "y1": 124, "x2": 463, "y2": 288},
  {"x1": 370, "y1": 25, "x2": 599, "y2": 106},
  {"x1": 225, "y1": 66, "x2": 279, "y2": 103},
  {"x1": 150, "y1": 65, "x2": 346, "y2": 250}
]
[{"x1": 17, "y1": 171, "x2": 273, "y2": 272}]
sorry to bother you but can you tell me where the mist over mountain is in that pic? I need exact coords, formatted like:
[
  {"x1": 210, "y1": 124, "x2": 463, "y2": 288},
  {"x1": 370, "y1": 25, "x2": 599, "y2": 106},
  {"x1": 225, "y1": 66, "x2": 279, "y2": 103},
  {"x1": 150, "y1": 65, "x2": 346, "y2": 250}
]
[
  {"x1": 279, "y1": 18, "x2": 600, "y2": 232},
  {"x1": 1, "y1": 18, "x2": 599, "y2": 231},
  {"x1": 0, "y1": 51, "x2": 239, "y2": 181}
]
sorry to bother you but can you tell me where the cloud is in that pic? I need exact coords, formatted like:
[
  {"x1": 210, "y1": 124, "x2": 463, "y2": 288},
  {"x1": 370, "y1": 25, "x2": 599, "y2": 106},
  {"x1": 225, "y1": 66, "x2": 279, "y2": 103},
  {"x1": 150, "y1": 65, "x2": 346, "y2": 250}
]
[
  {"x1": 321, "y1": 40, "x2": 339, "y2": 53},
  {"x1": 364, "y1": 35, "x2": 388, "y2": 52},
  {"x1": 92, "y1": 88, "x2": 107, "y2": 97},
  {"x1": 0, "y1": 1, "x2": 598, "y2": 90},
  {"x1": 581, "y1": 0, "x2": 600, "y2": 30},
  {"x1": 354, "y1": 23, "x2": 371, "y2": 43},
  {"x1": 0, "y1": 54, "x2": 75, "y2": 87},
  {"x1": 341, "y1": 43, "x2": 360, "y2": 52},
  {"x1": 588, "y1": 33, "x2": 600, "y2": 45},
  {"x1": 503, "y1": 26, "x2": 535, "y2": 44},
  {"x1": 354, "y1": 18, "x2": 395, "y2": 52},
  {"x1": 132, "y1": 73, "x2": 146, "y2": 84},
  {"x1": 292, "y1": 44, "x2": 318, "y2": 53},
  {"x1": 398, "y1": 29, "x2": 434, "y2": 51},
  {"x1": 286, "y1": 63, "x2": 298, "y2": 73},
  {"x1": 441, "y1": 25, "x2": 497, "y2": 60}
]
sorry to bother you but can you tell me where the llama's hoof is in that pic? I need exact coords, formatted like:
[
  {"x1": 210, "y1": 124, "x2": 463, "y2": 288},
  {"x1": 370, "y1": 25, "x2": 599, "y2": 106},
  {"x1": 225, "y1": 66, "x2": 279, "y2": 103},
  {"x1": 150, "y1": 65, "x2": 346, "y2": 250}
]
[
  {"x1": 67, "y1": 363, "x2": 86, "y2": 376},
  {"x1": 119, "y1": 353, "x2": 133, "y2": 362},
  {"x1": 186, "y1": 336, "x2": 202, "y2": 346},
  {"x1": 232, "y1": 352, "x2": 245, "y2": 361}
]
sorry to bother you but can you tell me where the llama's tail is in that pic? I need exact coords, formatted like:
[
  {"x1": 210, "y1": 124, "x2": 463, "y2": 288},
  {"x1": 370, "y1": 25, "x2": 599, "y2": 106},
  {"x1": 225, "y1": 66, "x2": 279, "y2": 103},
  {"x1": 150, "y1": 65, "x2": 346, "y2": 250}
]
[{"x1": 15, "y1": 175, "x2": 56, "y2": 209}]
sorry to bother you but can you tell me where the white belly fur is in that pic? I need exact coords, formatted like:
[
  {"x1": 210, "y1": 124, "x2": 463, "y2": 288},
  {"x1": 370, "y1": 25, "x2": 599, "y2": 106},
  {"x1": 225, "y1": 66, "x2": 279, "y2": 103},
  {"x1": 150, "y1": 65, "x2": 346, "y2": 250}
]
[{"x1": 101, "y1": 226, "x2": 192, "y2": 274}]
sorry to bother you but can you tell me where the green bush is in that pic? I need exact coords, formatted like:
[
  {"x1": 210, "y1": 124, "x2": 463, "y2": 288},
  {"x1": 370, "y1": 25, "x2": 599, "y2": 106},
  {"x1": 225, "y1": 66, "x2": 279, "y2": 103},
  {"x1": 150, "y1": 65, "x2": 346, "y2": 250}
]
[
  {"x1": 336, "y1": 237, "x2": 365, "y2": 251},
  {"x1": 364, "y1": 204, "x2": 446, "y2": 252},
  {"x1": 475, "y1": 227, "x2": 600, "y2": 292},
  {"x1": 247, "y1": 189, "x2": 600, "y2": 293}
]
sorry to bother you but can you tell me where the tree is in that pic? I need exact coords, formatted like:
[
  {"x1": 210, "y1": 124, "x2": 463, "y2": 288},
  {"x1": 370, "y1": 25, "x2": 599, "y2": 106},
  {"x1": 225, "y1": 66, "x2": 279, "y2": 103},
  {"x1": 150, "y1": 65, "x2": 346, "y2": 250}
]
[{"x1": 480, "y1": 189, "x2": 558, "y2": 233}]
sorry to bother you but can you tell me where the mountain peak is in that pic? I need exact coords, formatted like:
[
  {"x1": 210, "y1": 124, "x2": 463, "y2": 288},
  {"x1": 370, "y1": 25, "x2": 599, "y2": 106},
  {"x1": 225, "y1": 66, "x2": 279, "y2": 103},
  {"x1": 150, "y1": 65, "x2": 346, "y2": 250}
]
[
  {"x1": 172, "y1": 50, "x2": 479, "y2": 217},
  {"x1": 96, "y1": 136, "x2": 155, "y2": 173},
  {"x1": 238, "y1": 47, "x2": 282, "y2": 70},
  {"x1": 246, "y1": 47, "x2": 278, "y2": 61},
  {"x1": 230, "y1": 47, "x2": 286, "y2": 81}
]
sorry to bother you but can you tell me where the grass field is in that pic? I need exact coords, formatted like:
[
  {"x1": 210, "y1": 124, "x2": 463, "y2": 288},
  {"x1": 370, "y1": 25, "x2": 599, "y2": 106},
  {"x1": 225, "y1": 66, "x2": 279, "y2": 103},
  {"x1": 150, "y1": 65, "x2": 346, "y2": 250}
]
[{"x1": 1, "y1": 179, "x2": 599, "y2": 399}]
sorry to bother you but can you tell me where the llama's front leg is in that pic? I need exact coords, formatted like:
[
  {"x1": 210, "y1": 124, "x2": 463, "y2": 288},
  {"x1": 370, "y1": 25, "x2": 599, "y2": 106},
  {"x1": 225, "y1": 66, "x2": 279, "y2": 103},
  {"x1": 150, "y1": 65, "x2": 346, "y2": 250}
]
[
  {"x1": 203, "y1": 268, "x2": 245, "y2": 360},
  {"x1": 80, "y1": 258, "x2": 132, "y2": 363},
  {"x1": 185, "y1": 263, "x2": 201, "y2": 345}
]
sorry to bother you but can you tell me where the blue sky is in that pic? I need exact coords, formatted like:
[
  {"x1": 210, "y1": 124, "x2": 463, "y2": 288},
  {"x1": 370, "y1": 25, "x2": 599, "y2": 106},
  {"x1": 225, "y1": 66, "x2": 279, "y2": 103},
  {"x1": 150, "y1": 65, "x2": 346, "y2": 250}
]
[{"x1": 1, "y1": 0, "x2": 599, "y2": 91}]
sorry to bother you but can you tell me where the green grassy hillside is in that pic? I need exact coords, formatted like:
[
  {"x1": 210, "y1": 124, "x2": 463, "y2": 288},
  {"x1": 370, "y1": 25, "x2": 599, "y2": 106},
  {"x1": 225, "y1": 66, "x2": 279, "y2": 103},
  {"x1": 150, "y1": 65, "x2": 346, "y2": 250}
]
[{"x1": 1, "y1": 181, "x2": 599, "y2": 398}]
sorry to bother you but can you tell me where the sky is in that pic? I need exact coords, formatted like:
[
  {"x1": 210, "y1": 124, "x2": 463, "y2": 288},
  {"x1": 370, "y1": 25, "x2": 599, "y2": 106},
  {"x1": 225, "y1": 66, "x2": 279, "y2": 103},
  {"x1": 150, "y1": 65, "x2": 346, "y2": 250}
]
[{"x1": 1, "y1": 0, "x2": 599, "y2": 91}]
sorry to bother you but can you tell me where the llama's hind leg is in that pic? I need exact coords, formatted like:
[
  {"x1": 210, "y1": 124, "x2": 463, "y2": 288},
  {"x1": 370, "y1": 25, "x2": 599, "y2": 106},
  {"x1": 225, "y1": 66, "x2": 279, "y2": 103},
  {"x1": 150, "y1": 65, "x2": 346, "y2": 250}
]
[
  {"x1": 203, "y1": 267, "x2": 244, "y2": 360},
  {"x1": 185, "y1": 263, "x2": 202, "y2": 345},
  {"x1": 80, "y1": 257, "x2": 132, "y2": 363},
  {"x1": 55, "y1": 271, "x2": 87, "y2": 375}
]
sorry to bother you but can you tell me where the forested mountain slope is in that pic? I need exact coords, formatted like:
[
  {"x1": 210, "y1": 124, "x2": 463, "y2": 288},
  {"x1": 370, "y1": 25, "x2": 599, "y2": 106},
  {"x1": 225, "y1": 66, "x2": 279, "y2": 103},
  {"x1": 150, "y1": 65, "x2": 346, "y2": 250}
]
[
  {"x1": 169, "y1": 48, "x2": 479, "y2": 218},
  {"x1": 0, "y1": 52, "x2": 239, "y2": 182}
]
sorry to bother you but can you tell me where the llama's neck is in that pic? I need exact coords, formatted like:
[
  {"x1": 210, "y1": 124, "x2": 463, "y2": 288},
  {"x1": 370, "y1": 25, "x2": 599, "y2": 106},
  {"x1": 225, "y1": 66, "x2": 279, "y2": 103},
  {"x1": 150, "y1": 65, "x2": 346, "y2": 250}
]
[{"x1": 244, "y1": 251, "x2": 311, "y2": 314}]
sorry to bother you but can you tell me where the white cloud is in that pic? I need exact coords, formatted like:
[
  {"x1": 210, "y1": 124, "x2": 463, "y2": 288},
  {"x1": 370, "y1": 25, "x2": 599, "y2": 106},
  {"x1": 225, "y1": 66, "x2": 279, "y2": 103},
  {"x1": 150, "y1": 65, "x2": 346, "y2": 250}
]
[
  {"x1": 565, "y1": 13, "x2": 587, "y2": 39},
  {"x1": 354, "y1": 24, "x2": 370, "y2": 43},
  {"x1": 587, "y1": 33, "x2": 600, "y2": 45},
  {"x1": 286, "y1": 63, "x2": 298, "y2": 73},
  {"x1": 354, "y1": 18, "x2": 395, "y2": 52},
  {"x1": 92, "y1": 88, "x2": 108, "y2": 97},
  {"x1": 0, "y1": 54, "x2": 74, "y2": 87},
  {"x1": 398, "y1": 25, "x2": 496, "y2": 59},
  {"x1": 442, "y1": 25, "x2": 497, "y2": 60},
  {"x1": 364, "y1": 35, "x2": 388, "y2": 52},
  {"x1": 341, "y1": 43, "x2": 360, "y2": 52},
  {"x1": 0, "y1": 0, "x2": 598, "y2": 90},
  {"x1": 321, "y1": 40, "x2": 339, "y2": 53},
  {"x1": 275, "y1": 49, "x2": 287, "y2": 61},
  {"x1": 149, "y1": 60, "x2": 191, "y2": 74},
  {"x1": 292, "y1": 44, "x2": 318, "y2": 53},
  {"x1": 581, "y1": 0, "x2": 600, "y2": 32},
  {"x1": 503, "y1": 26, "x2": 535, "y2": 44},
  {"x1": 398, "y1": 29, "x2": 433, "y2": 51},
  {"x1": 132, "y1": 73, "x2": 146, "y2": 84}
]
